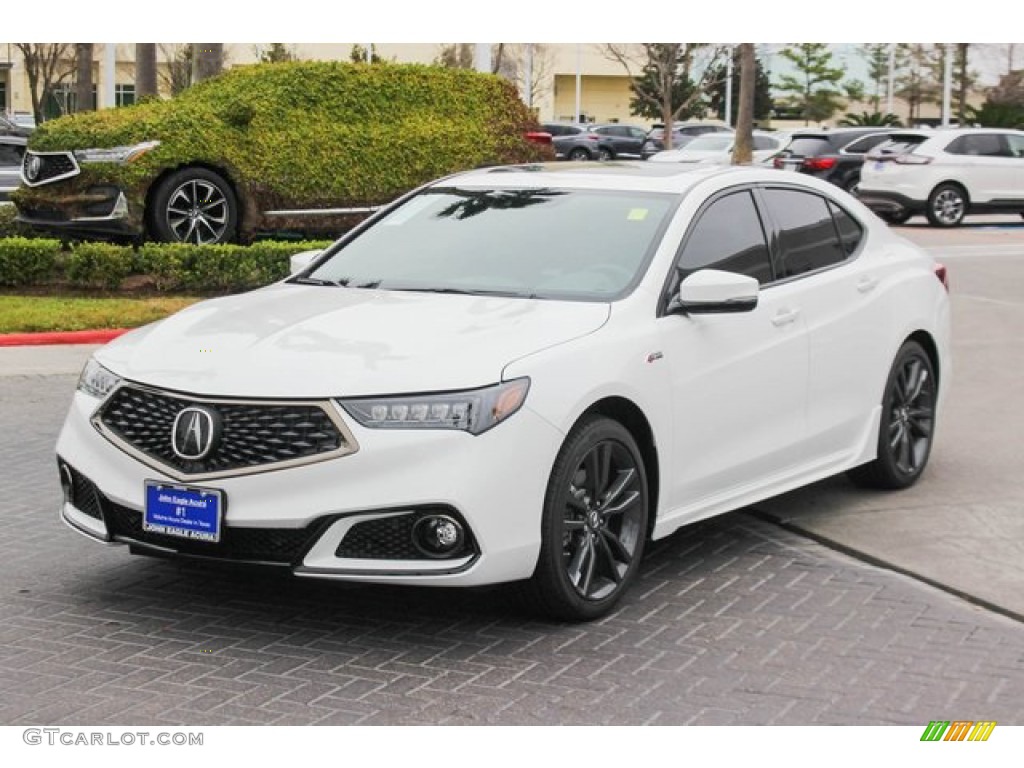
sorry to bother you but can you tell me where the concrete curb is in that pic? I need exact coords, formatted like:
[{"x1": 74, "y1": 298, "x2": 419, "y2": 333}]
[{"x1": 0, "y1": 328, "x2": 128, "y2": 347}]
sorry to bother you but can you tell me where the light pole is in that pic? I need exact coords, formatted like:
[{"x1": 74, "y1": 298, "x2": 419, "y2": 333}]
[
  {"x1": 725, "y1": 46, "x2": 733, "y2": 126},
  {"x1": 886, "y1": 44, "x2": 895, "y2": 116},
  {"x1": 575, "y1": 44, "x2": 582, "y2": 123},
  {"x1": 941, "y1": 44, "x2": 953, "y2": 127}
]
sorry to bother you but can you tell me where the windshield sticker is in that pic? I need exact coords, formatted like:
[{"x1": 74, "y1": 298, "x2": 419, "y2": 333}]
[{"x1": 627, "y1": 208, "x2": 649, "y2": 221}]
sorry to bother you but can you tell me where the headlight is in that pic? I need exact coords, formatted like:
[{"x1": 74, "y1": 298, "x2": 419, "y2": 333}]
[
  {"x1": 77, "y1": 358, "x2": 121, "y2": 400},
  {"x1": 339, "y1": 379, "x2": 530, "y2": 436},
  {"x1": 74, "y1": 140, "x2": 160, "y2": 164}
]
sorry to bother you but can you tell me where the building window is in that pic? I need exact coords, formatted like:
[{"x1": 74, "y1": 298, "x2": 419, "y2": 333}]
[{"x1": 116, "y1": 84, "x2": 135, "y2": 107}]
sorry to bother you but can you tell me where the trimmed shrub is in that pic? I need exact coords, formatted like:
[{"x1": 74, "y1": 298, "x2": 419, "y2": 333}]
[
  {"x1": 19, "y1": 62, "x2": 553, "y2": 241},
  {"x1": 0, "y1": 237, "x2": 63, "y2": 287},
  {"x1": 0, "y1": 205, "x2": 37, "y2": 239},
  {"x1": 65, "y1": 242, "x2": 136, "y2": 290},
  {"x1": 0, "y1": 237, "x2": 330, "y2": 292}
]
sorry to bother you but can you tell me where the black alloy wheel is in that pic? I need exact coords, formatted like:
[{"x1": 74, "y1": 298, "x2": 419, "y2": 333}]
[
  {"x1": 848, "y1": 341, "x2": 936, "y2": 489},
  {"x1": 149, "y1": 166, "x2": 239, "y2": 245},
  {"x1": 524, "y1": 416, "x2": 648, "y2": 621},
  {"x1": 568, "y1": 147, "x2": 592, "y2": 161},
  {"x1": 598, "y1": 147, "x2": 613, "y2": 161}
]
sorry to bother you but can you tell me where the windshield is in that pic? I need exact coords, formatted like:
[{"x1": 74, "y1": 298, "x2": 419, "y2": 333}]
[
  {"x1": 685, "y1": 135, "x2": 733, "y2": 152},
  {"x1": 305, "y1": 187, "x2": 678, "y2": 301}
]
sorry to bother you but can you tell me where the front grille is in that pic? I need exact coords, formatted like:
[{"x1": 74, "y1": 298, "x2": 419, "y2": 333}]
[
  {"x1": 24, "y1": 151, "x2": 79, "y2": 185},
  {"x1": 103, "y1": 502, "x2": 329, "y2": 565},
  {"x1": 336, "y1": 510, "x2": 477, "y2": 560},
  {"x1": 97, "y1": 385, "x2": 350, "y2": 477}
]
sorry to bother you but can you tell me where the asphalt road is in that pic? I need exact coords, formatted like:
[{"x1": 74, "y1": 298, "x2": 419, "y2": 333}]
[{"x1": 0, "y1": 220, "x2": 1022, "y2": 726}]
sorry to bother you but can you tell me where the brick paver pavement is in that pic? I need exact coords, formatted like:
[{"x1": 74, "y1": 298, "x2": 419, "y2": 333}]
[{"x1": 1, "y1": 374, "x2": 1022, "y2": 725}]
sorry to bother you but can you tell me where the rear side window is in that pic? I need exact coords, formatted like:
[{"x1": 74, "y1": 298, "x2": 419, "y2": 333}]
[
  {"x1": 842, "y1": 134, "x2": 892, "y2": 154},
  {"x1": 762, "y1": 189, "x2": 847, "y2": 278},
  {"x1": 945, "y1": 134, "x2": 1006, "y2": 157},
  {"x1": 676, "y1": 190, "x2": 773, "y2": 284},
  {"x1": 753, "y1": 135, "x2": 779, "y2": 150},
  {"x1": 827, "y1": 200, "x2": 864, "y2": 256}
]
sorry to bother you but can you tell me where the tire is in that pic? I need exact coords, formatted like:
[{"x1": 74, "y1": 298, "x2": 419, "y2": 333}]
[
  {"x1": 926, "y1": 183, "x2": 967, "y2": 228},
  {"x1": 598, "y1": 147, "x2": 613, "y2": 161},
  {"x1": 523, "y1": 415, "x2": 649, "y2": 621},
  {"x1": 148, "y1": 167, "x2": 239, "y2": 245},
  {"x1": 847, "y1": 341, "x2": 937, "y2": 490},
  {"x1": 568, "y1": 147, "x2": 592, "y2": 161},
  {"x1": 879, "y1": 210, "x2": 912, "y2": 225}
]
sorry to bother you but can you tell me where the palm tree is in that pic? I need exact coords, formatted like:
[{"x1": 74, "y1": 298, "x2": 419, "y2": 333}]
[{"x1": 838, "y1": 111, "x2": 902, "y2": 127}]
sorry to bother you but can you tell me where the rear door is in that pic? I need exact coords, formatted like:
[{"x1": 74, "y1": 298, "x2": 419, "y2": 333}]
[
  {"x1": 759, "y1": 186, "x2": 891, "y2": 458},
  {"x1": 942, "y1": 133, "x2": 1010, "y2": 203}
]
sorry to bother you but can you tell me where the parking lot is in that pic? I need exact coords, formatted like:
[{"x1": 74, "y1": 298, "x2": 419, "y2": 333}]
[{"x1": 1, "y1": 219, "x2": 1023, "y2": 725}]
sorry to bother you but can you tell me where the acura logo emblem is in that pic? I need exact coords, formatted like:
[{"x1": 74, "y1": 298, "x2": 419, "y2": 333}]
[
  {"x1": 25, "y1": 154, "x2": 41, "y2": 182},
  {"x1": 171, "y1": 406, "x2": 222, "y2": 460}
]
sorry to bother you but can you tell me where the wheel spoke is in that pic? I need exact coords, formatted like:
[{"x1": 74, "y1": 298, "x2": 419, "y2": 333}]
[
  {"x1": 600, "y1": 529, "x2": 632, "y2": 567},
  {"x1": 603, "y1": 490, "x2": 639, "y2": 516},
  {"x1": 905, "y1": 360, "x2": 926, "y2": 402},
  {"x1": 889, "y1": 421, "x2": 905, "y2": 451},
  {"x1": 600, "y1": 467, "x2": 635, "y2": 511},
  {"x1": 898, "y1": 429, "x2": 913, "y2": 471},
  {"x1": 595, "y1": 534, "x2": 623, "y2": 584},
  {"x1": 183, "y1": 219, "x2": 198, "y2": 244},
  {"x1": 563, "y1": 519, "x2": 586, "y2": 532},
  {"x1": 578, "y1": 536, "x2": 597, "y2": 595}
]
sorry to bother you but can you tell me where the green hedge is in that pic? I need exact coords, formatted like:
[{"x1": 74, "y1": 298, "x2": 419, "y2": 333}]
[
  {"x1": 0, "y1": 237, "x2": 330, "y2": 292},
  {"x1": 0, "y1": 205, "x2": 39, "y2": 240}
]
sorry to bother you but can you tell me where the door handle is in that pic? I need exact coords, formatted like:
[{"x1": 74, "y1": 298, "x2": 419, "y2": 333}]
[
  {"x1": 857, "y1": 276, "x2": 880, "y2": 293},
  {"x1": 772, "y1": 308, "x2": 801, "y2": 327}
]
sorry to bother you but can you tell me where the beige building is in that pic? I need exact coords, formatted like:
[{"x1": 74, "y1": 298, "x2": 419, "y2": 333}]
[{"x1": 0, "y1": 43, "x2": 986, "y2": 129}]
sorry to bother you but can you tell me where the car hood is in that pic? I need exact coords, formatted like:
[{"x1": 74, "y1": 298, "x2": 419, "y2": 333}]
[{"x1": 96, "y1": 284, "x2": 610, "y2": 398}]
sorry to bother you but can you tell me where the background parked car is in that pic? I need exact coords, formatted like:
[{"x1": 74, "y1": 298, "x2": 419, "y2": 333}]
[
  {"x1": 585, "y1": 124, "x2": 648, "y2": 160},
  {"x1": 858, "y1": 127, "x2": 1024, "y2": 227},
  {"x1": 0, "y1": 114, "x2": 32, "y2": 166},
  {"x1": 649, "y1": 131, "x2": 785, "y2": 165},
  {"x1": 542, "y1": 123, "x2": 603, "y2": 161},
  {"x1": 641, "y1": 123, "x2": 732, "y2": 159},
  {"x1": 13, "y1": 62, "x2": 551, "y2": 244},
  {"x1": 772, "y1": 127, "x2": 907, "y2": 193}
]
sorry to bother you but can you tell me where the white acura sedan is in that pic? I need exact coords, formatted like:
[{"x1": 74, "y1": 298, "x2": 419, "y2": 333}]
[{"x1": 57, "y1": 163, "x2": 950, "y2": 621}]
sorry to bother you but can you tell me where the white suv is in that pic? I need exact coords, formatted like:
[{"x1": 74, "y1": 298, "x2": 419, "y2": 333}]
[{"x1": 858, "y1": 128, "x2": 1024, "y2": 226}]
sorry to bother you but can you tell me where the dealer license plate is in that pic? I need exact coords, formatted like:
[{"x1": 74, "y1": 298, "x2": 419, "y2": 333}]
[{"x1": 144, "y1": 482, "x2": 223, "y2": 543}]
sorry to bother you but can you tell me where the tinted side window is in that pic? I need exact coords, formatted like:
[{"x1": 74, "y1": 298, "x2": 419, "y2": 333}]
[
  {"x1": 1004, "y1": 134, "x2": 1024, "y2": 158},
  {"x1": 843, "y1": 134, "x2": 891, "y2": 154},
  {"x1": 762, "y1": 189, "x2": 847, "y2": 277},
  {"x1": 676, "y1": 191, "x2": 773, "y2": 284},
  {"x1": 827, "y1": 200, "x2": 864, "y2": 256},
  {"x1": 786, "y1": 137, "x2": 832, "y2": 157},
  {"x1": 946, "y1": 134, "x2": 1006, "y2": 157},
  {"x1": 752, "y1": 135, "x2": 778, "y2": 150}
]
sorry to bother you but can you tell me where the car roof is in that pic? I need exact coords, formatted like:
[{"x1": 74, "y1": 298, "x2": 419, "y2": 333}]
[{"x1": 438, "y1": 162, "x2": 825, "y2": 195}]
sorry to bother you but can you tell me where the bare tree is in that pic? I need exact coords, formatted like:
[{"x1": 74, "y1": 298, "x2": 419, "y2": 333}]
[
  {"x1": 191, "y1": 43, "x2": 223, "y2": 84},
  {"x1": 136, "y1": 43, "x2": 158, "y2": 99},
  {"x1": 503, "y1": 44, "x2": 554, "y2": 109},
  {"x1": 732, "y1": 44, "x2": 755, "y2": 165},
  {"x1": 159, "y1": 44, "x2": 193, "y2": 95},
  {"x1": 74, "y1": 43, "x2": 94, "y2": 112},
  {"x1": 14, "y1": 43, "x2": 75, "y2": 123},
  {"x1": 602, "y1": 43, "x2": 725, "y2": 149}
]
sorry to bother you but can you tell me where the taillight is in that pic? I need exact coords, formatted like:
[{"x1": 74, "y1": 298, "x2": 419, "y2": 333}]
[
  {"x1": 587, "y1": 134, "x2": 601, "y2": 141},
  {"x1": 802, "y1": 156, "x2": 837, "y2": 171},
  {"x1": 894, "y1": 153, "x2": 932, "y2": 165},
  {"x1": 934, "y1": 263, "x2": 949, "y2": 291},
  {"x1": 525, "y1": 131, "x2": 552, "y2": 145}
]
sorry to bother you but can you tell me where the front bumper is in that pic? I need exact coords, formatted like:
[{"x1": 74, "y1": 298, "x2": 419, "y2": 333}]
[
  {"x1": 56, "y1": 388, "x2": 564, "y2": 587},
  {"x1": 16, "y1": 187, "x2": 140, "y2": 240}
]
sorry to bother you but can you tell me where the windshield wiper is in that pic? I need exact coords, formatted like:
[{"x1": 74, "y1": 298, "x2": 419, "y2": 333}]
[
  {"x1": 291, "y1": 276, "x2": 352, "y2": 287},
  {"x1": 390, "y1": 286, "x2": 538, "y2": 298}
]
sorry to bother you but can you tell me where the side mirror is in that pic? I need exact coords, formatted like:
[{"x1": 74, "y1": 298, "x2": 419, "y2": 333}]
[
  {"x1": 673, "y1": 269, "x2": 759, "y2": 314},
  {"x1": 289, "y1": 249, "x2": 322, "y2": 276}
]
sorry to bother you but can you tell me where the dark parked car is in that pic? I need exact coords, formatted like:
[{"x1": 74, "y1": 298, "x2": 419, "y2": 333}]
[
  {"x1": 541, "y1": 123, "x2": 603, "y2": 160},
  {"x1": 585, "y1": 124, "x2": 648, "y2": 160},
  {"x1": 772, "y1": 128, "x2": 905, "y2": 192},
  {"x1": 641, "y1": 123, "x2": 732, "y2": 159},
  {"x1": 0, "y1": 114, "x2": 32, "y2": 166}
]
